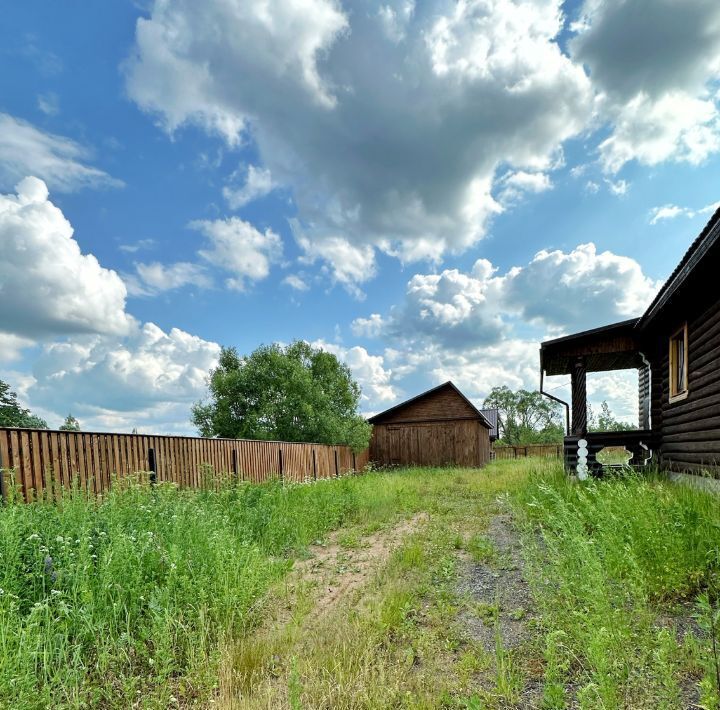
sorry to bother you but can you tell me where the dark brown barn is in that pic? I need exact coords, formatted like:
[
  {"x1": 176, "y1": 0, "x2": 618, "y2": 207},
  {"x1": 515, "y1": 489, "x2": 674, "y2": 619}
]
[
  {"x1": 368, "y1": 382, "x2": 492, "y2": 467},
  {"x1": 540, "y1": 204, "x2": 720, "y2": 475}
]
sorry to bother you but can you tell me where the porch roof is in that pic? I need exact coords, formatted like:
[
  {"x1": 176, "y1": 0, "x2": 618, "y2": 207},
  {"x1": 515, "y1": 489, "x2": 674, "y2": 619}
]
[{"x1": 541, "y1": 318, "x2": 644, "y2": 376}]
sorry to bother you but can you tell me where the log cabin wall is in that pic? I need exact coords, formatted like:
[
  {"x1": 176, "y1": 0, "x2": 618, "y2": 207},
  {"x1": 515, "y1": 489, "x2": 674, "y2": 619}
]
[{"x1": 649, "y1": 296, "x2": 720, "y2": 472}]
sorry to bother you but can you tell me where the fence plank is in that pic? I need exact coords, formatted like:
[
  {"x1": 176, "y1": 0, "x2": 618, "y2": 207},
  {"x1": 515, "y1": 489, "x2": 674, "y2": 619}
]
[{"x1": 0, "y1": 427, "x2": 369, "y2": 500}]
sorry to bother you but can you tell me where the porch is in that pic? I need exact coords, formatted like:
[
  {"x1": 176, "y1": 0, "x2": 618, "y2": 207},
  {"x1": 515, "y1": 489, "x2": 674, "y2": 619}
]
[{"x1": 540, "y1": 319, "x2": 656, "y2": 477}]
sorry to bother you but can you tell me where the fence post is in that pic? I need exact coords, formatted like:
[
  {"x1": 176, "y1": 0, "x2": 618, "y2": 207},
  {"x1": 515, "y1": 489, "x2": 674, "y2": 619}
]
[
  {"x1": 312, "y1": 449, "x2": 317, "y2": 481},
  {"x1": 148, "y1": 447, "x2": 157, "y2": 485},
  {"x1": 0, "y1": 450, "x2": 5, "y2": 504},
  {"x1": 232, "y1": 449, "x2": 239, "y2": 482},
  {"x1": 352, "y1": 451, "x2": 356, "y2": 474},
  {"x1": 334, "y1": 449, "x2": 339, "y2": 478},
  {"x1": 278, "y1": 448, "x2": 284, "y2": 483}
]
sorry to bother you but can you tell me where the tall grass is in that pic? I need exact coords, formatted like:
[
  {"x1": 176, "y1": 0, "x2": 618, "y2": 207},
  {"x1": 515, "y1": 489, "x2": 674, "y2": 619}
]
[
  {"x1": 0, "y1": 471, "x2": 423, "y2": 708},
  {"x1": 515, "y1": 465, "x2": 720, "y2": 707}
]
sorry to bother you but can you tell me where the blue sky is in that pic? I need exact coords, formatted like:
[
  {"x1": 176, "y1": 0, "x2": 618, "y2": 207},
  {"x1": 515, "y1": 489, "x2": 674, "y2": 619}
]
[{"x1": 1, "y1": 0, "x2": 720, "y2": 433}]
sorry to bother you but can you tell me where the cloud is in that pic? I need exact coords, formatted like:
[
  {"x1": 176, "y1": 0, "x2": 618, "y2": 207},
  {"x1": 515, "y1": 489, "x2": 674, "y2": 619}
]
[
  {"x1": 37, "y1": 92, "x2": 60, "y2": 116},
  {"x1": 502, "y1": 243, "x2": 659, "y2": 331},
  {"x1": 352, "y1": 313, "x2": 385, "y2": 338},
  {"x1": 0, "y1": 334, "x2": 35, "y2": 362},
  {"x1": 649, "y1": 199, "x2": 720, "y2": 224},
  {"x1": 282, "y1": 274, "x2": 309, "y2": 291},
  {"x1": 191, "y1": 217, "x2": 282, "y2": 291},
  {"x1": 311, "y1": 340, "x2": 398, "y2": 406},
  {"x1": 119, "y1": 238, "x2": 156, "y2": 254},
  {"x1": 128, "y1": 261, "x2": 212, "y2": 296},
  {"x1": 0, "y1": 114, "x2": 122, "y2": 192},
  {"x1": 0, "y1": 177, "x2": 135, "y2": 340},
  {"x1": 126, "y1": 0, "x2": 592, "y2": 290},
  {"x1": 572, "y1": 0, "x2": 720, "y2": 172},
  {"x1": 354, "y1": 242, "x2": 659, "y2": 349},
  {"x1": 125, "y1": 0, "x2": 349, "y2": 141},
  {"x1": 223, "y1": 165, "x2": 277, "y2": 209},
  {"x1": 295, "y1": 229, "x2": 376, "y2": 298},
  {"x1": 28, "y1": 323, "x2": 221, "y2": 431}
]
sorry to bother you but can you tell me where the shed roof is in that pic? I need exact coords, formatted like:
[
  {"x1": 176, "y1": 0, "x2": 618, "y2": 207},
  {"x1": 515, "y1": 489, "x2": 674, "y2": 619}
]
[{"x1": 368, "y1": 381, "x2": 492, "y2": 428}]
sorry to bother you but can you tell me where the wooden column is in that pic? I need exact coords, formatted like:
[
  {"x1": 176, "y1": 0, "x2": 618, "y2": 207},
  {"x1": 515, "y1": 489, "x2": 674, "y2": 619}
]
[
  {"x1": 638, "y1": 363, "x2": 651, "y2": 430},
  {"x1": 571, "y1": 356, "x2": 587, "y2": 436}
]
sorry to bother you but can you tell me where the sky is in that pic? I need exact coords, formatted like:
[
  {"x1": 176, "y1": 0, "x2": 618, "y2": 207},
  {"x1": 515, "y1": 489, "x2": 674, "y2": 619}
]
[{"x1": 1, "y1": 0, "x2": 720, "y2": 434}]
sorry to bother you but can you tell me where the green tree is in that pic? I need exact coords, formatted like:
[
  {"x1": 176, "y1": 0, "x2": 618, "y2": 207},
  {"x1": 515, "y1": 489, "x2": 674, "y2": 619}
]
[
  {"x1": 0, "y1": 379, "x2": 48, "y2": 429},
  {"x1": 59, "y1": 414, "x2": 81, "y2": 432},
  {"x1": 588, "y1": 401, "x2": 635, "y2": 432},
  {"x1": 483, "y1": 386, "x2": 563, "y2": 445},
  {"x1": 192, "y1": 341, "x2": 372, "y2": 451}
]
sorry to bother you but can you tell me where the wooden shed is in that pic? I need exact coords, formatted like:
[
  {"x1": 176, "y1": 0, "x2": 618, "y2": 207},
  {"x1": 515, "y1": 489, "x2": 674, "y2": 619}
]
[{"x1": 368, "y1": 381, "x2": 492, "y2": 467}]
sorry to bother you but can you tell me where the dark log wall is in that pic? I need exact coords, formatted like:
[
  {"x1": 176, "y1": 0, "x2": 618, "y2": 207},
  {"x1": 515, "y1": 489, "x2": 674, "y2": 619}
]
[
  {"x1": 651, "y1": 293, "x2": 720, "y2": 473},
  {"x1": 375, "y1": 387, "x2": 479, "y2": 424},
  {"x1": 370, "y1": 420, "x2": 490, "y2": 467}
]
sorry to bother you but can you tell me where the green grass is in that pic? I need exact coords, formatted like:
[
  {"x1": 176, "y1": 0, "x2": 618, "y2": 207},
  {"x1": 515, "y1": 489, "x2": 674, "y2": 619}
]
[
  {"x1": 0, "y1": 471, "x2": 427, "y2": 708},
  {"x1": 514, "y1": 465, "x2": 720, "y2": 708},
  {"x1": 4, "y1": 459, "x2": 720, "y2": 708}
]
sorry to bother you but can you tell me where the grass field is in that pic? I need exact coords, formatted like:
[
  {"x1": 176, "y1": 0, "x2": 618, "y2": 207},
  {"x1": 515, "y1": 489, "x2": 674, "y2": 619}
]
[{"x1": 1, "y1": 460, "x2": 719, "y2": 708}]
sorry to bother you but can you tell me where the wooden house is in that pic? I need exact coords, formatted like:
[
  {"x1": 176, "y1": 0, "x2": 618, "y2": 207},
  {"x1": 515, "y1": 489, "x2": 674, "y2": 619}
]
[
  {"x1": 540, "y1": 205, "x2": 720, "y2": 475},
  {"x1": 368, "y1": 381, "x2": 493, "y2": 467}
]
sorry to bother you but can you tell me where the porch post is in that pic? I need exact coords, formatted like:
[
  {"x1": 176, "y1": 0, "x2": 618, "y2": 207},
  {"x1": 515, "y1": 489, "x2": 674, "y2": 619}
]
[
  {"x1": 638, "y1": 363, "x2": 651, "y2": 430},
  {"x1": 571, "y1": 356, "x2": 587, "y2": 436}
]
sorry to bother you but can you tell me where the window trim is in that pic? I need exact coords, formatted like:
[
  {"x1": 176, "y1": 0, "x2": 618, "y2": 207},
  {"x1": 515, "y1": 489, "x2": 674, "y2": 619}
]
[{"x1": 668, "y1": 323, "x2": 689, "y2": 403}]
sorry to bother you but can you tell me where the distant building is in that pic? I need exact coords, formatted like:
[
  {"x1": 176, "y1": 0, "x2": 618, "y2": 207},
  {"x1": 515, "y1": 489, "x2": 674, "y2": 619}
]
[
  {"x1": 368, "y1": 381, "x2": 492, "y2": 468},
  {"x1": 479, "y1": 408, "x2": 499, "y2": 442}
]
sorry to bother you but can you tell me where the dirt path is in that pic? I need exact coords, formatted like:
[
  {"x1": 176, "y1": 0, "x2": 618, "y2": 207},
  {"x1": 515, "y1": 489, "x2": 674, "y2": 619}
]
[
  {"x1": 220, "y1": 513, "x2": 428, "y2": 708},
  {"x1": 292, "y1": 512, "x2": 428, "y2": 628},
  {"x1": 457, "y1": 509, "x2": 544, "y2": 707}
]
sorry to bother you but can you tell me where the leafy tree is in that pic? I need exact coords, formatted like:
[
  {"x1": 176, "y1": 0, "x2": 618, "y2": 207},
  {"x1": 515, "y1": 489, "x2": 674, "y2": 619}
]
[
  {"x1": 0, "y1": 379, "x2": 48, "y2": 429},
  {"x1": 192, "y1": 341, "x2": 372, "y2": 451},
  {"x1": 483, "y1": 386, "x2": 563, "y2": 445},
  {"x1": 588, "y1": 401, "x2": 635, "y2": 432},
  {"x1": 59, "y1": 414, "x2": 81, "y2": 431}
]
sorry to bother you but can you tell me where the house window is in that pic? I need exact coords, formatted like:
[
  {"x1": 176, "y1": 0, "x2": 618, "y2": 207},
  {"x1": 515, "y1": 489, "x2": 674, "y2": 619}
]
[{"x1": 669, "y1": 324, "x2": 688, "y2": 402}]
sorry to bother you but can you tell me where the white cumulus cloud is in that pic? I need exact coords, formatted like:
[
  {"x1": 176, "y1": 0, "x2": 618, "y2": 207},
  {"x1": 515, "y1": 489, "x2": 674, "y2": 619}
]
[
  {"x1": 223, "y1": 165, "x2": 277, "y2": 209},
  {"x1": 192, "y1": 217, "x2": 282, "y2": 291},
  {"x1": 0, "y1": 177, "x2": 135, "y2": 339},
  {"x1": 27, "y1": 323, "x2": 221, "y2": 431},
  {"x1": 126, "y1": 0, "x2": 592, "y2": 290}
]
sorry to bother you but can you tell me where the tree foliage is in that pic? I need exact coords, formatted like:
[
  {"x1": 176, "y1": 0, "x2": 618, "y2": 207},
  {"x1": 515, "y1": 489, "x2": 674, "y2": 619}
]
[
  {"x1": 483, "y1": 386, "x2": 563, "y2": 445},
  {"x1": 0, "y1": 379, "x2": 48, "y2": 429},
  {"x1": 588, "y1": 401, "x2": 635, "y2": 432},
  {"x1": 59, "y1": 414, "x2": 81, "y2": 432},
  {"x1": 192, "y1": 341, "x2": 372, "y2": 451}
]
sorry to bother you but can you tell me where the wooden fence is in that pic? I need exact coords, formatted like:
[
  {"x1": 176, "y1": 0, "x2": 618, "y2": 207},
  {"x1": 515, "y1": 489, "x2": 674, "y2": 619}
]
[
  {"x1": 493, "y1": 444, "x2": 562, "y2": 460},
  {"x1": 0, "y1": 427, "x2": 370, "y2": 501}
]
